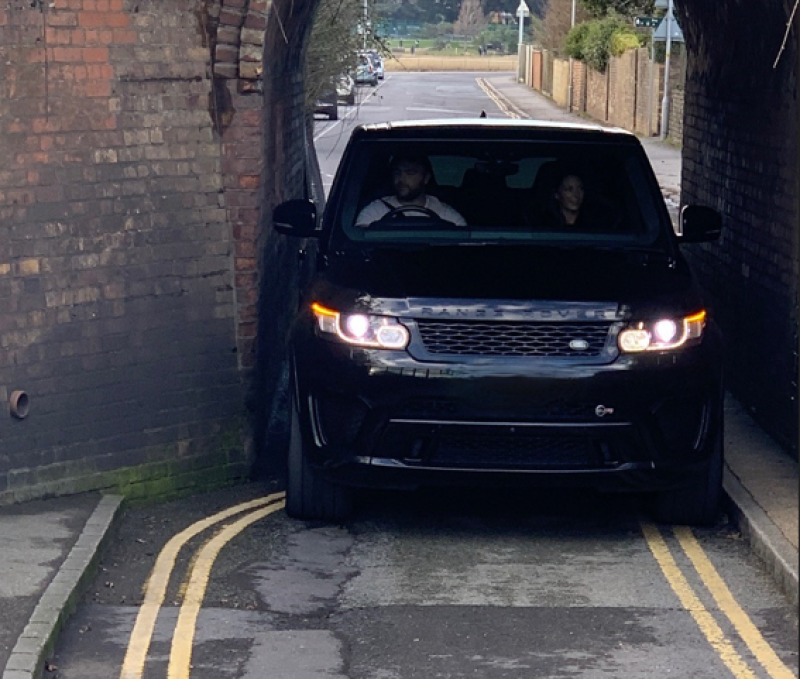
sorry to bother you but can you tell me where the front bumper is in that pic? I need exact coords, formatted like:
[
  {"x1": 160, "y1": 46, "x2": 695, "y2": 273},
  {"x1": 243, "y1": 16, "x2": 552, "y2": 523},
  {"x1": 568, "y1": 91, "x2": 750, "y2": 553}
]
[{"x1": 293, "y1": 332, "x2": 723, "y2": 493}]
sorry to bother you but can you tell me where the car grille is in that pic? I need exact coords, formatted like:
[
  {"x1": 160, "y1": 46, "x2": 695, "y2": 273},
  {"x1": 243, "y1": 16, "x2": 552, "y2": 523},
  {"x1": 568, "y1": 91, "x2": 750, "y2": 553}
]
[
  {"x1": 416, "y1": 320, "x2": 612, "y2": 357},
  {"x1": 430, "y1": 434, "x2": 600, "y2": 469}
]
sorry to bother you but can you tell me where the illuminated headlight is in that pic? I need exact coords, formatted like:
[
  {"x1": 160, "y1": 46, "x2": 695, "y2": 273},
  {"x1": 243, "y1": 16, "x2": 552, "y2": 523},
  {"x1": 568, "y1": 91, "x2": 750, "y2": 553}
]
[
  {"x1": 311, "y1": 303, "x2": 410, "y2": 349},
  {"x1": 618, "y1": 310, "x2": 706, "y2": 352}
]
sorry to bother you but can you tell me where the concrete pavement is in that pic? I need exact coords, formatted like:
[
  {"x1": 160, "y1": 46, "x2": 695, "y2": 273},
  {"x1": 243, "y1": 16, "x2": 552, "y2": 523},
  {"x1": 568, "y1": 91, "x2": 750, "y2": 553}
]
[{"x1": 0, "y1": 74, "x2": 797, "y2": 679}]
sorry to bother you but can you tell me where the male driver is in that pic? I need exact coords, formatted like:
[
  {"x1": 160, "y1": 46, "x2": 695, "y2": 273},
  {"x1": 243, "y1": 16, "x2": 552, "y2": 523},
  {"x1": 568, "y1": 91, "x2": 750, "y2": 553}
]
[{"x1": 355, "y1": 154, "x2": 466, "y2": 227}]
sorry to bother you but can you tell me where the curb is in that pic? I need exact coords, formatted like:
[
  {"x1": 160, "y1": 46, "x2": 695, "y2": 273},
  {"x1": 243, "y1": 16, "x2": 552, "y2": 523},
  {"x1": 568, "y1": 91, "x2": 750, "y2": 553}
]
[
  {"x1": 2, "y1": 494, "x2": 125, "y2": 679},
  {"x1": 723, "y1": 467, "x2": 799, "y2": 608}
]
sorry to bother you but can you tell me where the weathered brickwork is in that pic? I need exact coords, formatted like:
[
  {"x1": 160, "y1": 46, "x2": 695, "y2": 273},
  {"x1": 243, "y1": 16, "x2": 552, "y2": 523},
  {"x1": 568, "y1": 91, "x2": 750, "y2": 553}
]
[
  {"x1": 668, "y1": 87, "x2": 684, "y2": 142},
  {"x1": 585, "y1": 66, "x2": 608, "y2": 122},
  {"x1": 0, "y1": 0, "x2": 318, "y2": 503},
  {"x1": 0, "y1": 0, "x2": 249, "y2": 503},
  {"x1": 678, "y1": 0, "x2": 798, "y2": 453}
]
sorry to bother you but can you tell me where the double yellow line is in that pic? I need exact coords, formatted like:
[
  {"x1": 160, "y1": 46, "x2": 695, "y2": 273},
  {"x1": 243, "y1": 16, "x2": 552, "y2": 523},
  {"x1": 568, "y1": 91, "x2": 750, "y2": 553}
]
[
  {"x1": 641, "y1": 521, "x2": 795, "y2": 679},
  {"x1": 476, "y1": 77, "x2": 524, "y2": 119},
  {"x1": 118, "y1": 493, "x2": 286, "y2": 679},
  {"x1": 116, "y1": 490, "x2": 792, "y2": 679}
]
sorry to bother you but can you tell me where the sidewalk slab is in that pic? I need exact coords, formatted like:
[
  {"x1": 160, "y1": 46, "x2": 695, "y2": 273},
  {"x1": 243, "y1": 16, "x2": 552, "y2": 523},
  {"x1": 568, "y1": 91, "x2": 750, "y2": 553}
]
[{"x1": 0, "y1": 494, "x2": 124, "y2": 679}]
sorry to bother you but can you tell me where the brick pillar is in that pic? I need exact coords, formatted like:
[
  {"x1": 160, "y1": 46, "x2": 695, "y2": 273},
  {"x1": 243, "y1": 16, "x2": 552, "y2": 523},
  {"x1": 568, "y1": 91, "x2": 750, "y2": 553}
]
[{"x1": 209, "y1": 0, "x2": 270, "y2": 371}]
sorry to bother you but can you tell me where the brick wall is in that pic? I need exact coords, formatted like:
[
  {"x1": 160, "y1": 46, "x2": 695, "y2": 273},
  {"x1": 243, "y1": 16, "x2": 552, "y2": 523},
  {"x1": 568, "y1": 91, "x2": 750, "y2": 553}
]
[
  {"x1": 668, "y1": 87, "x2": 684, "y2": 142},
  {"x1": 585, "y1": 67, "x2": 608, "y2": 122},
  {"x1": 678, "y1": 0, "x2": 798, "y2": 453},
  {"x1": 571, "y1": 60, "x2": 587, "y2": 113},
  {"x1": 0, "y1": 0, "x2": 246, "y2": 502},
  {"x1": 0, "y1": 0, "x2": 317, "y2": 503}
]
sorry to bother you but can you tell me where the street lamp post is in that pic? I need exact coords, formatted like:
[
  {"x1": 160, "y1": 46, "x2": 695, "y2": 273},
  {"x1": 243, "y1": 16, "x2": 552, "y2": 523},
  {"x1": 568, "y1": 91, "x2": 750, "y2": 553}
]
[
  {"x1": 363, "y1": 0, "x2": 368, "y2": 50},
  {"x1": 516, "y1": 0, "x2": 530, "y2": 83},
  {"x1": 659, "y1": 0, "x2": 674, "y2": 140},
  {"x1": 567, "y1": 0, "x2": 576, "y2": 110}
]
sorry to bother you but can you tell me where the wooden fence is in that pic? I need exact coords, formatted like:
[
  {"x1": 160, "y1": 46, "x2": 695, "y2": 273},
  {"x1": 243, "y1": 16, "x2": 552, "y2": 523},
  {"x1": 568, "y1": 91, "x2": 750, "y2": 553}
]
[{"x1": 522, "y1": 46, "x2": 685, "y2": 139}]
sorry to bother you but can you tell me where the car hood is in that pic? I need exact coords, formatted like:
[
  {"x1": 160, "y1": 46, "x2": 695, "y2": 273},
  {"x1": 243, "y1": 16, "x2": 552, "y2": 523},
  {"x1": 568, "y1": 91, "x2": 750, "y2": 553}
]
[{"x1": 316, "y1": 245, "x2": 698, "y2": 314}]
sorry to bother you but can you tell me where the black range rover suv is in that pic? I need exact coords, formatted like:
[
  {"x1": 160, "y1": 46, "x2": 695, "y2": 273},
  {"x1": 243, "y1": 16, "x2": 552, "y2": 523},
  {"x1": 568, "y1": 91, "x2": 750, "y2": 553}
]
[{"x1": 273, "y1": 119, "x2": 724, "y2": 525}]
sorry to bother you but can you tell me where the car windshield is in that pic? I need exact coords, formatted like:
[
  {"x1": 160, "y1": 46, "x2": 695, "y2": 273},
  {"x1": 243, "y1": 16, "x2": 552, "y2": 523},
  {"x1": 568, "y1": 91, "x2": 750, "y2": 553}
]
[{"x1": 329, "y1": 138, "x2": 670, "y2": 249}]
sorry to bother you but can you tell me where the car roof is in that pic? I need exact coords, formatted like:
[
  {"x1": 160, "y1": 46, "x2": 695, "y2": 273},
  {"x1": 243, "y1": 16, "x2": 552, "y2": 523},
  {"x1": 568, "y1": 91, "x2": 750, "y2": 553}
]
[{"x1": 353, "y1": 118, "x2": 638, "y2": 143}]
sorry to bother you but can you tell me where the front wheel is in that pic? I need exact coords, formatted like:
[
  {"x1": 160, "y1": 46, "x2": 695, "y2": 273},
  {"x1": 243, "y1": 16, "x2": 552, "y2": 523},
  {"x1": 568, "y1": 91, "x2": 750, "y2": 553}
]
[
  {"x1": 651, "y1": 414, "x2": 724, "y2": 526},
  {"x1": 286, "y1": 396, "x2": 353, "y2": 522}
]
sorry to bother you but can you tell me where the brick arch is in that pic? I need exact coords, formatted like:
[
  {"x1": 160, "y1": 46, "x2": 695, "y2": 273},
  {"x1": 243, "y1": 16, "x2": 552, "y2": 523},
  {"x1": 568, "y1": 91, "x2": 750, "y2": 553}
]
[
  {"x1": 199, "y1": 0, "x2": 319, "y2": 374},
  {"x1": 201, "y1": 0, "x2": 323, "y2": 470}
]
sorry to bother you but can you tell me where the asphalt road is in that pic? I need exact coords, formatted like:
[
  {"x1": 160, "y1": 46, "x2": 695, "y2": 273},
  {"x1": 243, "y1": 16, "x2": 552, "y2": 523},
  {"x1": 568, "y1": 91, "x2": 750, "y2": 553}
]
[
  {"x1": 42, "y1": 73, "x2": 799, "y2": 679},
  {"x1": 43, "y1": 482, "x2": 797, "y2": 679}
]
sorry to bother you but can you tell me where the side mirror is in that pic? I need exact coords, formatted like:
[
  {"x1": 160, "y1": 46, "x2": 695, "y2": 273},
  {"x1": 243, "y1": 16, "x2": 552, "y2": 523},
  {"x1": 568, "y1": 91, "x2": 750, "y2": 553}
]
[
  {"x1": 273, "y1": 199, "x2": 318, "y2": 237},
  {"x1": 679, "y1": 205, "x2": 722, "y2": 243}
]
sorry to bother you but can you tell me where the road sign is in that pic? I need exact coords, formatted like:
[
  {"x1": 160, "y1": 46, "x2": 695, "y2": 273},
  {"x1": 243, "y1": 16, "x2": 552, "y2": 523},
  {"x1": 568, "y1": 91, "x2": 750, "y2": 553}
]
[
  {"x1": 516, "y1": 0, "x2": 530, "y2": 18},
  {"x1": 652, "y1": 15, "x2": 685, "y2": 42},
  {"x1": 634, "y1": 16, "x2": 658, "y2": 28}
]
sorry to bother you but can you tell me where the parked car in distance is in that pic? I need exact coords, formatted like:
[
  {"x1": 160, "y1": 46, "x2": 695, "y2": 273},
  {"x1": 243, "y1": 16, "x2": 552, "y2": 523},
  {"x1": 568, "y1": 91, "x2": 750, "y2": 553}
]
[
  {"x1": 337, "y1": 74, "x2": 356, "y2": 105},
  {"x1": 273, "y1": 119, "x2": 724, "y2": 526},
  {"x1": 354, "y1": 53, "x2": 378, "y2": 86},
  {"x1": 365, "y1": 50, "x2": 384, "y2": 79},
  {"x1": 313, "y1": 85, "x2": 337, "y2": 120}
]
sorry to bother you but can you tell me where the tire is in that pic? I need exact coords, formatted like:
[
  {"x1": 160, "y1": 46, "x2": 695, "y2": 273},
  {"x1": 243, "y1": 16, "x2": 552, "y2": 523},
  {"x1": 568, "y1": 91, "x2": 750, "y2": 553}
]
[
  {"x1": 347, "y1": 93, "x2": 355, "y2": 105},
  {"x1": 651, "y1": 411, "x2": 724, "y2": 526},
  {"x1": 329, "y1": 108, "x2": 338, "y2": 121},
  {"x1": 286, "y1": 395, "x2": 353, "y2": 522}
]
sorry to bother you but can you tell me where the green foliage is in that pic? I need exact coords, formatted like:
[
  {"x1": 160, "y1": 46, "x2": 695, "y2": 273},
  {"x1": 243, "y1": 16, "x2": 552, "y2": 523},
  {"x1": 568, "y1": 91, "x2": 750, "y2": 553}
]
[
  {"x1": 564, "y1": 23, "x2": 590, "y2": 60},
  {"x1": 375, "y1": 0, "x2": 460, "y2": 24},
  {"x1": 580, "y1": 0, "x2": 653, "y2": 19},
  {"x1": 564, "y1": 15, "x2": 641, "y2": 71},
  {"x1": 610, "y1": 30, "x2": 641, "y2": 56}
]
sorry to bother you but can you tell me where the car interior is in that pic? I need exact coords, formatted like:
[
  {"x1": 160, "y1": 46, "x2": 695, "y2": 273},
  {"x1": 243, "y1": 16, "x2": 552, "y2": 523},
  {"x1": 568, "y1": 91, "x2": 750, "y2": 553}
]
[{"x1": 336, "y1": 141, "x2": 664, "y2": 245}]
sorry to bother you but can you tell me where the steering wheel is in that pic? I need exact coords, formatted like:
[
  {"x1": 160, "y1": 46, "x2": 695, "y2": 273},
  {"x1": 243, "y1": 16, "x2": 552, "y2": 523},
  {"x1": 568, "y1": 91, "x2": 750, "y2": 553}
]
[{"x1": 377, "y1": 205, "x2": 446, "y2": 222}]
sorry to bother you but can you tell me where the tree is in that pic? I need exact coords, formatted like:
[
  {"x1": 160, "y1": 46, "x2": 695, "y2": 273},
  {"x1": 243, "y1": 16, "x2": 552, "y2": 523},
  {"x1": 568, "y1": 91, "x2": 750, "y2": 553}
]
[
  {"x1": 454, "y1": 0, "x2": 487, "y2": 36},
  {"x1": 580, "y1": 0, "x2": 653, "y2": 19},
  {"x1": 540, "y1": 0, "x2": 649, "y2": 55},
  {"x1": 305, "y1": 0, "x2": 367, "y2": 109},
  {"x1": 375, "y1": 0, "x2": 460, "y2": 23},
  {"x1": 563, "y1": 14, "x2": 642, "y2": 71},
  {"x1": 540, "y1": 0, "x2": 590, "y2": 53},
  {"x1": 482, "y1": 0, "x2": 546, "y2": 18}
]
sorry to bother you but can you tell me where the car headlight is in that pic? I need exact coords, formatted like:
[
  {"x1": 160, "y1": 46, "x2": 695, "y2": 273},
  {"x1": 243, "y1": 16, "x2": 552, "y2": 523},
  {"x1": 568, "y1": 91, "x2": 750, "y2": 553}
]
[
  {"x1": 618, "y1": 310, "x2": 706, "y2": 352},
  {"x1": 311, "y1": 302, "x2": 410, "y2": 350}
]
